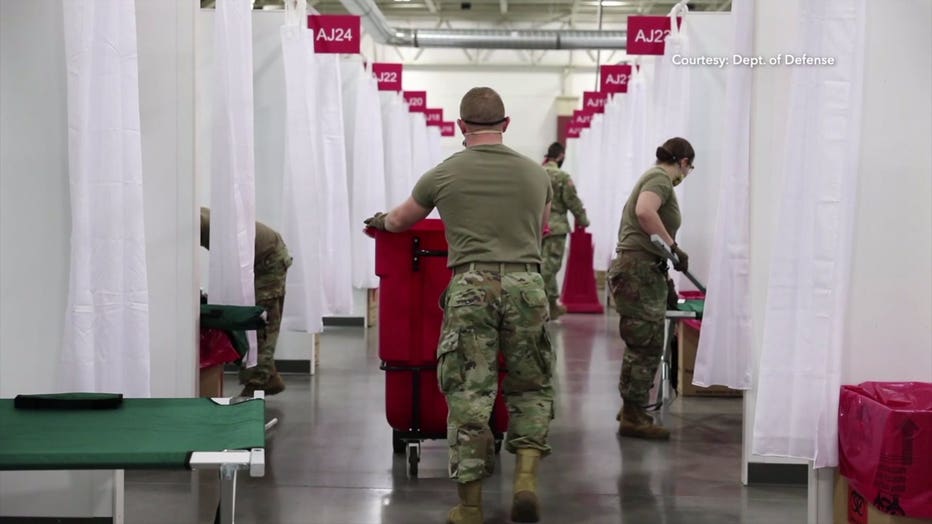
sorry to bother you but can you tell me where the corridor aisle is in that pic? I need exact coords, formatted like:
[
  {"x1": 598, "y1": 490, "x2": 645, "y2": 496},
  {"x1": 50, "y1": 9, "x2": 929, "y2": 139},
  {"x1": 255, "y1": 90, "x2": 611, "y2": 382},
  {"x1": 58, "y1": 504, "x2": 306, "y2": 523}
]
[{"x1": 125, "y1": 315, "x2": 804, "y2": 523}]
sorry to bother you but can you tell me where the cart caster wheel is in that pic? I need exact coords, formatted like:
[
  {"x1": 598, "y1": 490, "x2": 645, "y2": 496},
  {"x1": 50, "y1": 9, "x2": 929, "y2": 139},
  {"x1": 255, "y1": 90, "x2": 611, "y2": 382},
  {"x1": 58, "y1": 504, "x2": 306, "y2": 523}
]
[
  {"x1": 392, "y1": 430, "x2": 405, "y2": 455},
  {"x1": 494, "y1": 439, "x2": 503, "y2": 454},
  {"x1": 406, "y1": 443, "x2": 420, "y2": 478}
]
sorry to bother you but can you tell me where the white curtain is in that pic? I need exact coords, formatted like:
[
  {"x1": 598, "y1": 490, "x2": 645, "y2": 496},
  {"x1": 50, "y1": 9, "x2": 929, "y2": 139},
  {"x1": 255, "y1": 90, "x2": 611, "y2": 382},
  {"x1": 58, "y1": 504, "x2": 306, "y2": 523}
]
[
  {"x1": 651, "y1": 6, "x2": 691, "y2": 290},
  {"x1": 410, "y1": 112, "x2": 432, "y2": 186},
  {"x1": 693, "y1": 0, "x2": 753, "y2": 389},
  {"x1": 611, "y1": 64, "x2": 653, "y2": 256},
  {"x1": 650, "y1": 6, "x2": 690, "y2": 146},
  {"x1": 427, "y1": 126, "x2": 443, "y2": 167},
  {"x1": 590, "y1": 114, "x2": 612, "y2": 271},
  {"x1": 61, "y1": 0, "x2": 150, "y2": 396},
  {"x1": 572, "y1": 114, "x2": 595, "y2": 229},
  {"x1": 342, "y1": 58, "x2": 385, "y2": 289},
  {"x1": 280, "y1": 12, "x2": 323, "y2": 334},
  {"x1": 574, "y1": 126, "x2": 597, "y2": 247},
  {"x1": 381, "y1": 92, "x2": 413, "y2": 208},
  {"x1": 209, "y1": 0, "x2": 258, "y2": 367},
  {"x1": 629, "y1": 61, "x2": 656, "y2": 186},
  {"x1": 753, "y1": 0, "x2": 867, "y2": 468},
  {"x1": 315, "y1": 54, "x2": 354, "y2": 315}
]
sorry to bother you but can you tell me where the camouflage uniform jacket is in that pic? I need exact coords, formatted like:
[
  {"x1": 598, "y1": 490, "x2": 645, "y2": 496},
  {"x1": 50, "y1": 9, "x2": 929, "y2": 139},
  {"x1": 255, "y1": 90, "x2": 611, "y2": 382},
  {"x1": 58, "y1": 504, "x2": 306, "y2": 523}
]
[{"x1": 543, "y1": 161, "x2": 589, "y2": 235}]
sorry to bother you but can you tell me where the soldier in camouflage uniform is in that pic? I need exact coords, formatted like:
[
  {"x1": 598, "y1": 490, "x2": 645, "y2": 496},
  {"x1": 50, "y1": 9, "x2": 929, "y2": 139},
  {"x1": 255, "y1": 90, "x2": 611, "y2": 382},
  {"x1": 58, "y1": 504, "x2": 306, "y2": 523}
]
[
  {"x1": 607, "y1": 138, "x2": 694, "y2": 440},
  {"x1": 541, "y1": 142, "x2": 590, "y2": 319},
  {"x1": 365, "y1": 87, "x2": 554, "y2": 524},
  {"x1": 201, "y1": 207, "x2": 292, "y2": 397}
]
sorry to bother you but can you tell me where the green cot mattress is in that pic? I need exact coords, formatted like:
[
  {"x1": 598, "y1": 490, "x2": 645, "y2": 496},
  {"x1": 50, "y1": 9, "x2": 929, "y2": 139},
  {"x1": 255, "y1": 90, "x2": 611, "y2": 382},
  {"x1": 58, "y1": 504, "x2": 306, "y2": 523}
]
[
  {"x1": 678, "y1": 299, "x2": 705, "y2": 316},
  {"x1": 0, "y1": 397, "x2": 265, "y2": 470}
]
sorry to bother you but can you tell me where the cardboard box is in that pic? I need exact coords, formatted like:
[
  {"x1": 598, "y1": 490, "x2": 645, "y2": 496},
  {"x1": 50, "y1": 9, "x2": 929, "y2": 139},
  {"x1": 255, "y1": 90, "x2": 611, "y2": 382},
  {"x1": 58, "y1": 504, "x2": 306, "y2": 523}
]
[
  {"x1": 677, "y1": 321, "x2": 742, "y2": 397},
  {"x1": 834, "y1": 473, "x2": 931, "y2": 524},
  {"x1": 199, "y1": 364, "x2": 224, "y2": 398},
  {"x1": 367, "y1": 288, "x2": 378, "y2": 328},
  {"x1": 595, "y1": 270, "x2": 606, "y2": 291}
]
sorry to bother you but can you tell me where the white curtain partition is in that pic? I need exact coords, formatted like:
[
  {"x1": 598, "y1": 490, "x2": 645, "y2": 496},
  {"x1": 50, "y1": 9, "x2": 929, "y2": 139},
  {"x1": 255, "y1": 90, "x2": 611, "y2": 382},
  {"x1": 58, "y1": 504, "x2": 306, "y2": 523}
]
[
  {"x1": 629, "y1": 62, "x2": 655, "y2": 189},
  {"x1": 616, "y1": 79, "x2": 641, "y2": 245},
  {"x1": 280, "y1": 17, "x2": 324, "y2": 333},
  {"x1": 591, "y1": 113, "x2": 612, "y2": 271},
  {"x1": 341, "y1": 58, "x2": 386, "y2": 289},
  {"x1": 753, "y1": 0, "x2": 867, "y2": 468},
  {"x1": 652, "y1": 6, "x2": 691, "y2": 290},
  {"x1": 428, "y1": 126, "x2": 444, "y2": 167},
  {"x1": 210, "y1": 0, "x2": 258, "y2": 367},
  {"x1": 693, "y1": 0, "x2": 754, "y2": 389},
  {"x1": 573, "y1": 126, "x2": 596, "y2": 251},
  {"x1": 315, "y1": 54, "x2": 354, "y2": 315},
  {"x1": 61, "y1": 0, "x2": 150, "y2": 396},
  {"x1": 381, "y1": 92, "x2": 414, "y2": 208},
  {"x1": 410, "y1": 112, "x2": 433, "y2": 187}
]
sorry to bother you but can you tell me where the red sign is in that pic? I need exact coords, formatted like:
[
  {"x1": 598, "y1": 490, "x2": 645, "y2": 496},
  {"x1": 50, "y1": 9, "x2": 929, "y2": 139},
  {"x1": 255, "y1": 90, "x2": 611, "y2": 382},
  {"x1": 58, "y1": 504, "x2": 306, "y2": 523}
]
[
  {"x1": 372, "y1": 63, "x2": 402, "y2": 92},
  {"x1": 600, "y1": 64, "x2": 632, "y2": 94},
  {"x1": 403, "y1": 91, "x2": 426, "y2": 113},
  {"x1": 626, "y1": 16, "x2": 682, "y2": 55},
  {"x1": 583, "y1": 91, "x2": 607, "y2": 114},
  {"x1": 424, "y1": 108, "x2": 443, "y2": 126},
  {"x1": 572, "y1": 109, "x2": 593, "y2": 128},
  {"x1": 440, "y1": 122, "x2": 456, "y2": 137},
  {"x1": 308, "y1": 15, "x2": 361, "y2": 54},
  {"x1": 566, "y1": 122, "x2": 583, "y2": 139}
]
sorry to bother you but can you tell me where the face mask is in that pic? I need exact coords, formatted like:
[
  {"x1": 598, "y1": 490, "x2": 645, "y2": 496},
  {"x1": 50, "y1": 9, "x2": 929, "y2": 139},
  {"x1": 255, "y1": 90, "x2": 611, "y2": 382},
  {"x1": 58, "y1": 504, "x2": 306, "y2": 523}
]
[
  {"x1": 672, "y1": 161, "x2": 692, "y2": 186},
  {"x1": 556, "y1": 158, "x2": 564, "y2": 168},
  {"x1": 462, "y1": 129, "x2": 503, "y2": 147}
]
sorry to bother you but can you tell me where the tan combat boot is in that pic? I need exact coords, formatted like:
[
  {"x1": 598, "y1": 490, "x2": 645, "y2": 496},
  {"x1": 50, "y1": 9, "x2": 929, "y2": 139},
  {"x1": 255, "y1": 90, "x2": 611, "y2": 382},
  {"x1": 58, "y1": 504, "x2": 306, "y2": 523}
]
[
  {"x1": 240, "y1": 373, "x2": 286, "y2": 397},
  {"x1": 618, "y1": 404, "x2": 670, "y2": 440},
  {"x1": 446, "y1": 481, "x2": 483, "y2": 524},
  {"x1": 511, "y1": 449, "x2": 542, "y2": 522},
  {"x1": 616, "y1": 404, "x2": 652, "y2": 425}
]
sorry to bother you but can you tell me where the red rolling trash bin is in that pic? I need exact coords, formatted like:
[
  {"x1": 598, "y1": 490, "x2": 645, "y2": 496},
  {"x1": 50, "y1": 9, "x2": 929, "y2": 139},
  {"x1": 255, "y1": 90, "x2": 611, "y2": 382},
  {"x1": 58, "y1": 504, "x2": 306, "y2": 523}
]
[{"x1": 372, "y1": 219, "x2": 509, "y2": 477}]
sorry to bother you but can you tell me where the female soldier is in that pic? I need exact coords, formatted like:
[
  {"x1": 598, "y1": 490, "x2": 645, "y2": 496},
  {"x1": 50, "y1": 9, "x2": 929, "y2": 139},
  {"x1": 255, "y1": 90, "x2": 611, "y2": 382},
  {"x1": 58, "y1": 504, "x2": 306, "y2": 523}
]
[{"x1": 608, "y1": 137, "x2": 694, "y2": 440}]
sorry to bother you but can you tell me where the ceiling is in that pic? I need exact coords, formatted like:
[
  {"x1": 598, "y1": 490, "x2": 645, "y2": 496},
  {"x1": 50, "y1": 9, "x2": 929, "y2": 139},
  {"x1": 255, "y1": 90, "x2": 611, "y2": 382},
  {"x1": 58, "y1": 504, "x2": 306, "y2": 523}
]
[{"x1": 203, "y1": 0, "x2": 732, "y2": 27}]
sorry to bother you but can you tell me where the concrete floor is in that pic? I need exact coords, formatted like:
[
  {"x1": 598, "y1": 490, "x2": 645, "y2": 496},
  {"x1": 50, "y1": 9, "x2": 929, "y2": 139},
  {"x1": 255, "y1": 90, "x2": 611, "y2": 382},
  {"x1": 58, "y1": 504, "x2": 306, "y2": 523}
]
[{"x1": 125, "y1": 313, "x2": 806, "y2": 523}]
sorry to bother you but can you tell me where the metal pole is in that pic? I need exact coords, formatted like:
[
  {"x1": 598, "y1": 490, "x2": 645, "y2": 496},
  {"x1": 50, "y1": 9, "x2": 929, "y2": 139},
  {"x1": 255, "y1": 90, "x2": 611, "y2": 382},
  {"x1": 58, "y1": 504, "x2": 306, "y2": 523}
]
[{"x1": 594, "y1": 0, "x2": 604, "y2": 90}]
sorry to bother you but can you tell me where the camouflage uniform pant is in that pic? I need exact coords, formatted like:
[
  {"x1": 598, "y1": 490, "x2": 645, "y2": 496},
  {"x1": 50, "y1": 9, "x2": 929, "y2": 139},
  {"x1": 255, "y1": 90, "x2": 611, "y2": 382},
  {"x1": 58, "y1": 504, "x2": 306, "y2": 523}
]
[
  {"x1": 540, "y1": 234, "x2": 568, "y2": 305},
  {"x1": 437, "y1": 269, "x2": 555, "y2": 483},
  {"x1": 240, "y1": 246, "x2": 293, "y2": 386},
  {"x1": 607, "y1": 254, "x2": 667, "y2": 405}
]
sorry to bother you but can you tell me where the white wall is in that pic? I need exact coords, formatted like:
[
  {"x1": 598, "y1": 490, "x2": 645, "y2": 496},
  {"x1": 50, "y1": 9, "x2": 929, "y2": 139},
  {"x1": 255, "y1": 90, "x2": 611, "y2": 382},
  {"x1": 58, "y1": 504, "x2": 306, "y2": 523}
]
[
  {"x1": 843, "y1": 0, "x2": 932, "y2": 383},
  {"x1": 0, "y1": 0, "x2": 197, "y2": 517},
  {"x1": 745, "y1": 0, "x2": 932, "y2": 499},
  {"x1": 406, "y1": 69, "x2": 566, "y2": 162}
]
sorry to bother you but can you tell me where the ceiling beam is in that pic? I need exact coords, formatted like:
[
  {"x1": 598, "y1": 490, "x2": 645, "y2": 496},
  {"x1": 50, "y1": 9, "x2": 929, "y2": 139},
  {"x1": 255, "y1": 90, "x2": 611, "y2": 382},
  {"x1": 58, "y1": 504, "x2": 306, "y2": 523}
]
[
  {"x1": 500, "y1": 0, "x2": 508, "y2": 14},
  {"x1": 424, "y1": 0, "x2": 439, "y2": 14}
]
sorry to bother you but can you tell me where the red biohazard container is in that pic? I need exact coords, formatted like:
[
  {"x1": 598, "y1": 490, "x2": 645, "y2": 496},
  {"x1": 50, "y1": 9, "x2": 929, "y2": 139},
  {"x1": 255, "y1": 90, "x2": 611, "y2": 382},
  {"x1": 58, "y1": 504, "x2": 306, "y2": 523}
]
[
  {"x1": 561, "y1": 227, "x2": 604, "y2": 314},
  {"x1": 371, "y1": 219, "x2": 508, "y2": 477},
  {"x1": 838, "y1": 381, "x2": 932, "y2": 520}
]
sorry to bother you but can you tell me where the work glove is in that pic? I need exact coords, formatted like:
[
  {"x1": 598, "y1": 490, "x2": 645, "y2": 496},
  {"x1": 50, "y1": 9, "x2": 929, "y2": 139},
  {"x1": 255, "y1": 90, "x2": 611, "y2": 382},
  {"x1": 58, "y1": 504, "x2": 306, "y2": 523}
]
[
  {"x1": 671, "y1": 242, "x2": 689, "y2": 272},
  {"x1": 666, "y1": 279, "x2": 679, "y2": 310},
  {"x1": 364, "y1": 212, "x2": 388, "y2": 231}
]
